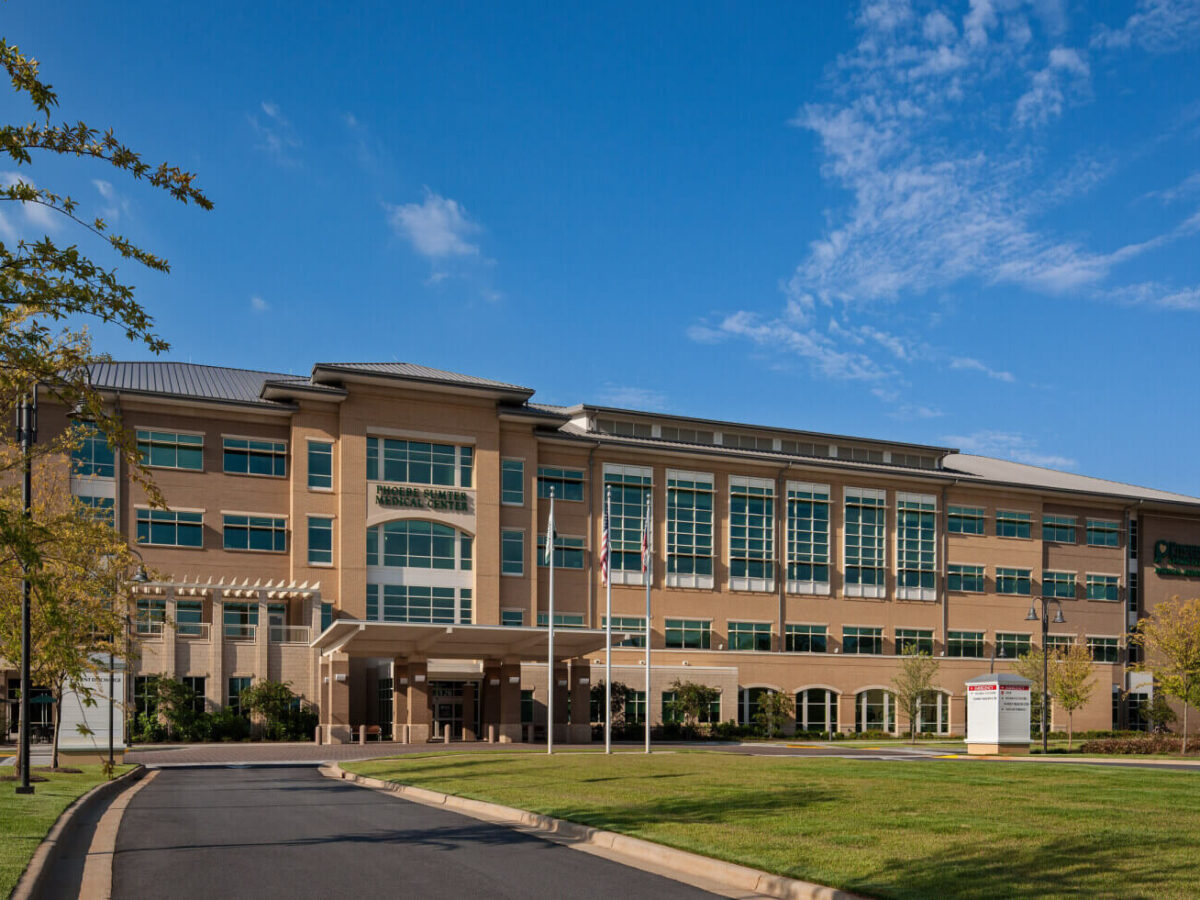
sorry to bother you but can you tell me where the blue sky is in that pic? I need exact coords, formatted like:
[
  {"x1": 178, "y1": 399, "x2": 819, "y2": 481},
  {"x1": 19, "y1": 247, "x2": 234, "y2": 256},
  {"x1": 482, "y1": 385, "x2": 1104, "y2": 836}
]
[{"x1": 5, "y1": 1, "x2": 1200, "y2": 493}]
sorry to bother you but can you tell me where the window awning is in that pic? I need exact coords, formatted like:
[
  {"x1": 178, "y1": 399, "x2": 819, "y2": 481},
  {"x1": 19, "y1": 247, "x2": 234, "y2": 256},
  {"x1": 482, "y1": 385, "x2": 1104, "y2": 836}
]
[{"x1": 311, "y1": 620, "x2": 615, "y2": 662}]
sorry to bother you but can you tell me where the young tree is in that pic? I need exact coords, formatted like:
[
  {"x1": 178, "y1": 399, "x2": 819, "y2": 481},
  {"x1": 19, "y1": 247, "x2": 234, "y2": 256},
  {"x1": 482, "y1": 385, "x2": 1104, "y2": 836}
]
[
  {"x1": 754, "y1": 690, "x2": 793, "y2": 739},
  {"x1": 891, "y1": 645, "x2": 940, "y2": 743},
  {"x1": 1133, "y1": 598, "x2": 1200, "y2": 753},
  {"x1": 1048, "y1": 642, "x2": 1094, "y2": 751},
  {"x1": 664, "y1": 679, "x2": 721, "y2": 730},
  {"x1": 590, "y1": 680, "x2": 631, "y2": 728},
  {"x1": 0, "y1": 465, "x2": 138, "y2": 768},
  {"x1": 1145, "y1": 692, "x2": 1177, "y2": 733},
  {"x1": 1013, "y1": 648, "x2": 1049, "y2": 737}
]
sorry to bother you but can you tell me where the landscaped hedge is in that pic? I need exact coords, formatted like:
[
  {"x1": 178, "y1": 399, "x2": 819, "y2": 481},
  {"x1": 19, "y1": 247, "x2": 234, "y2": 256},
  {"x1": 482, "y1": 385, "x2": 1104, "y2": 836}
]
[{"x1": 1079, "y1": 735, "x2": 1200, "y2": 755}]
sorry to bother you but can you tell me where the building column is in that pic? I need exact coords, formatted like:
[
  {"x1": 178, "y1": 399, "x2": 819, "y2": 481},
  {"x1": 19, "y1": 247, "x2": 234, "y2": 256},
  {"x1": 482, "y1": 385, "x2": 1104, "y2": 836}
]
[
  {"x1": 498, "y1": 663, "x2": 522, "y2": 743},
  {"x1": 482, "y1": 662, "x2": 502, "y2": 741},
  {"x1": 255, "y1": 593, "x2": 270, "y2": 683},
  {"x1": 406, "y1": 662, "x2": 431, "y2": 743},
  {"x1": 392, "y1": 658, "x2": 409, "y2": 743},
  {"x1": 462, "y1": 682, "x2": 477, "y2": 741},
  {"x1": 569, "y1": 660, "x2": 592, "y2": 743},
  {"x1": 326, "y1": 655, "x2": 352, "y2": 744},
  {"x1": 163, "y1": 590, "x2": 177, "y2": 677},
  {"x1": 209, "y1": 598, "x2": 224, "y2": 712}
]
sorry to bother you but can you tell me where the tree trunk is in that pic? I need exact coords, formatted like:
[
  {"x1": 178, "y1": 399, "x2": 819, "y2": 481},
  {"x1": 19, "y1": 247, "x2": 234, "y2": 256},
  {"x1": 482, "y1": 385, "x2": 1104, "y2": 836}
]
[
  {"x1": 1066, "y1": 714, "x2": 1073, "y2": 752},
  {"x1": 1184, "y1": 703, "x2": 1189, "y2": 756},
  {"x1": 51, "y1": 696, "x2": 61, "y2": 770}
]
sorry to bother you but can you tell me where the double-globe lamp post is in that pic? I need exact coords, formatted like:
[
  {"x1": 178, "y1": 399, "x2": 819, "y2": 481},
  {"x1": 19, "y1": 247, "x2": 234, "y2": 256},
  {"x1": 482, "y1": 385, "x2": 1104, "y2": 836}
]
[{"x1": 1025, "y1": 596, "x2": 1065, "y2": 754}]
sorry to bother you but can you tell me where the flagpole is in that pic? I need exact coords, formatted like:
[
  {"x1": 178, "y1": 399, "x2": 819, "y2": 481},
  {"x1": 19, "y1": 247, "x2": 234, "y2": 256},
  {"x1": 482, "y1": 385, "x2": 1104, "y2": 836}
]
[
  {"x1": 547, "y1": 486, "x2": 555, "y2": 755},
  {"x1": 644, "y1": 493, "x2": 652, "y2": 755},
  {"x1": 605, "y1": 486, "x2": 613, "y2": 755}
]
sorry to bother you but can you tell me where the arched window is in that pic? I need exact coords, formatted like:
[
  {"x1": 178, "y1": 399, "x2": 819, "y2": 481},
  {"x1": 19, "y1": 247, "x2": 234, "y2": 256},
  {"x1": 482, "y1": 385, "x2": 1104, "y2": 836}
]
[
  {"x1": 855, "y1": 689, "x2": 896, "y2": 733},
  {"x1": 795, "y1": 688, "x2": 839, "y2": 734},
  {"x1": 366, "y1": 520, "x2": 473, "y2": 570},
  {"x1": 737, "y1": 687, "x2": 776, "y2": 726},
  {"x1": 917, "y1": 690, "x2": 951, "y2": 735}
]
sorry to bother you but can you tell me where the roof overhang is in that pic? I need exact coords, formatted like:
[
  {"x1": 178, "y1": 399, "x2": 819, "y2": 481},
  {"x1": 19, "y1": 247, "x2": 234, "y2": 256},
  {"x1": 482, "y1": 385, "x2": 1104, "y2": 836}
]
[
  {"x1": 311, "y1": 365, "x2": 535, "y2": 402},
  {"x1": 311, "y1": 620, "x2": 614, "y2": 662}
]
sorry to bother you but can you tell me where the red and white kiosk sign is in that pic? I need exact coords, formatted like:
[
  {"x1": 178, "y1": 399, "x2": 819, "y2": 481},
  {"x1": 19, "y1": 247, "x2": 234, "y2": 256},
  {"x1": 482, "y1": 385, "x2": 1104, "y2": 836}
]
[{"x1": 965, "y1": 675, "x2": 1032, "y2": 746}]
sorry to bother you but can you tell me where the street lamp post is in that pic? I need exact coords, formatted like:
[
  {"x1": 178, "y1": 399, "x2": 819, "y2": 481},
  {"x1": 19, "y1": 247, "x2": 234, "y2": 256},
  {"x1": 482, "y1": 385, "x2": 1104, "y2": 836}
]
[
  {"x1": 1025, "y1": 596, "x2": 1065, "y2": 754},
  {"x1": 15, "y1": 390, "x2": 37, "y2": 795},
  {"x1": 110, "y1": 553, "x2": 149, "y2": 768}
]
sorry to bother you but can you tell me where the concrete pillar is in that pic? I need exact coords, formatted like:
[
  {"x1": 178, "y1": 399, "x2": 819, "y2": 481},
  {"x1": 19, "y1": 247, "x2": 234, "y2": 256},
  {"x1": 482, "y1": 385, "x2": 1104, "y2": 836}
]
[
  {"x1": 406, "y1": 662, "x2": 431, "y2": 743},
  {"x1": 462, "y1": 682, "x2": 476, "y2": 741},
  {"x1": 569, "y1": 661, "x2": 593, "y2": 743},
  {"x1": 163, "y1": 591, "x2": 177, "y2": 676},
  {"x1": 255, "y1": 594, "x2": 270, "y2": 682},
  {"x1": 498, "y1": 663, "x2": 522, "y2": 743},
  {"x1": 482, "y1": 663, "x2": 502, "y2": 739},
  {"x1": 327, "y1": 656, "x2": 352, "y2": 744},
  {"x1": 552, "y1": 664, "x2": 570, "y2": 745},
  {"x1": 209, "y1": 599, "x2": 224, "y2": 713},
  {"x1": 443, "y1": 723, "x2": 451, "y2": 743},
  {"x1": 392, "y1": 658, "x2": 409, "y2": 743}
]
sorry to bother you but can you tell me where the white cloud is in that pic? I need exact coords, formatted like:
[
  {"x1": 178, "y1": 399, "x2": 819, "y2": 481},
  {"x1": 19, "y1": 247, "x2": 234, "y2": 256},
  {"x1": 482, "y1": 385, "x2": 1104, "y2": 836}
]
[
  {"x1": 944, "y1": 429, "x2": 1077, "y2": 469},
  {"x1": 1014, "y1": 46, "x2": 1090, "y2": 127},
  {"x1": 0, "y1": 172, "x2": 59, "y2": 232},
  {"x1": 92, "y1": 179, "x2": 130, "y2": 224},
  {"x1": 1145, "y1": 171, "x2": 1200, "y2": 203},
  {"x1": 596, "y1": 384, "x2": 669, "y2": 412},
  {"x1": 1107, "y1": 281, "x2": 1200, "y2": 310},
  {"x1": 950, "y1": 357, "x2": 1016, "y2": 382},
  {"x1": 1092, "y1": 0, "x2": 1200, "y2": 53},
  {"x1": 386, "y1": 189, "x2": 480, "y2": 260},
  {"x1": 248, "y1": 101, "x2": 301, "y2": 165},
  {"x1": 250, "y1": 295, "x2": 270, "y2": 313}
]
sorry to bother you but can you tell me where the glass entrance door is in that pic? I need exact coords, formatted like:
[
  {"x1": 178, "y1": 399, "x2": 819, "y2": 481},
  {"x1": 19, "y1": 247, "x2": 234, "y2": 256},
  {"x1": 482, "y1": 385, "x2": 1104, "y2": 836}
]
[{"x1": 431, "y1": 681, "x2": 464, "y2": 740}]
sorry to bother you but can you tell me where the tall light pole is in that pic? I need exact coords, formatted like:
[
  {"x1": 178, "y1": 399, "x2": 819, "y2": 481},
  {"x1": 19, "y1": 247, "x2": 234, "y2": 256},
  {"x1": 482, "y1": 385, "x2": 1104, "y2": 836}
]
[
  {"x1": 1025, "y1": 596, "x2": 1065, "y2": 754},
  {"x1": 14, "y1": 389, "x2": 36, "y2": 795}
]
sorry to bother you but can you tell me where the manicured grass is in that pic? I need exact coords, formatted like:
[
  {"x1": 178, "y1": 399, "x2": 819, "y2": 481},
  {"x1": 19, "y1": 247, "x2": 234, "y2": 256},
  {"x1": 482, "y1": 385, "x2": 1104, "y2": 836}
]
[
  {"x1": 0, "y1": 766, "x2": 130, "y2": 899},
  {"x1": 345, "y1": 750, "x2": 1200, "y2": 899}
]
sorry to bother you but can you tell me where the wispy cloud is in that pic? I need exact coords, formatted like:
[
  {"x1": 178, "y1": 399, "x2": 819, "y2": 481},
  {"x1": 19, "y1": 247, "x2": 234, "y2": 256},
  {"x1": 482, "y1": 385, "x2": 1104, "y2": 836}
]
[
  {"x1": 386, "y1": 189, "x2": 481, "y2": 260},
  {"x1": 1091, "y1": 0, "x2": 1200, "y2": 53},
  {"x1": 0, "y1": 172, "x2": 60, "y2": 232},
  {"x1": 250, "y1": 295, "x2": 270, "y2": 313},
  {"x1": 1143, "y1": 171, "x2": 1200, "y2": 204},
  {"x1": 596, "y1": 384, "x2": 670, "y2": 412},
  {"x1": 248, "y1": 101, "x2": 301, "y2": 166},
  {"x1": 944, "y1": 429, "x2": 1077, "y2": 469},
  {"x1": 950, "y1": 357, "x2": 1016, "y2": 383},
  {"x1": 92, "y1": 179, "x2": 130, "y2": 224}
]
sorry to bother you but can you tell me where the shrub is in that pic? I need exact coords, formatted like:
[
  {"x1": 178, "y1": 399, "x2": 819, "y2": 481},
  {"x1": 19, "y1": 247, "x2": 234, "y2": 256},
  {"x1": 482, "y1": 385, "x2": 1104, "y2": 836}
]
[
  {"x1": 129, "y1": 712, "x2": 166, "y2": 744},
  {"x1": 1079, "y1": 735, "x2": 1200, "y2": 755},
  {"x1": 208, "y1": 707, "x2": 251, "y2": 742}
]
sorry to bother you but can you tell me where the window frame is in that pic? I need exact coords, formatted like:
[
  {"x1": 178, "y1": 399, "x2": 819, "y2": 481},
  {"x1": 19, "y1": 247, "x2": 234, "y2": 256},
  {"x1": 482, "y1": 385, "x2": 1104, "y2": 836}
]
[
  {"x1": 666, "y1": 470, "x2": 714, "y2": 588},
  {"x1": 501, "y1": 529, "x2": 525, "y2": 577},
  {"x1": 727, "y1": 621, "x2": 772, "y2": 652},
  {"x1": 843, "y1": 625, "x2": 884, "y2": 655},
  {"x1": 786, "y1": 482, "x2": 831, "y2": 595},
  {"x1": 221, "y1": 435, "x2": 288, "y2": 478},
  {"x1": 784, "y1": 623, "x2": 828, "y2": 653},
  {"x1": 996, "y1": 566, "x2": 1032, "y2": 596},
  {"x1": 1042, "y1": 514, "x2": 1077, "y2": 544},
  {"x1": 501, "y1": 458, "x2": 525, "y2": 506},
  {"x1": 222, "y1": 513, "x2": 288, "y2": 553},
  {"x1": 895, "y1": 492, "x2": 937, "y2": 600},
  {"x1": 136, "y1": 428, "x2": 205, "y2": 471},
  {"x1": 947, "y1": 563, "x2": 985, "y2": 593},
  {"x1": 537, "y1": 466, "x2": 585, "y2": 502},
  {"x1": 995, "y1": 509, "x2": 1032, "y2": 539},
  {"x1": 664, "y1": 618, "x2": 711, "y2": 649},
  {"x1": 844, "y1": 487, "x2": 886, "y2": 598},
  {"x1": 947, "y1": 505, "x2": 985, "y2": 536},
  {"x1": 1086, "y1": 573, "x2": 1120, "y2": 602},
  {"x1": 307, "y1": 515, "x2": 334, "y2": 566},
  {"x1": 307, "y1": 439, "x2": 334, "y2": 491},
  {"x1": 135, "y1": 507, "x2": 205, "y2": 549},
  {"x1": 1085, "y1": 518, "x2": 1120, "y2": 547},
  {"x1": 1043, "y1": 570, "x2": 1077, "y2": 600}
]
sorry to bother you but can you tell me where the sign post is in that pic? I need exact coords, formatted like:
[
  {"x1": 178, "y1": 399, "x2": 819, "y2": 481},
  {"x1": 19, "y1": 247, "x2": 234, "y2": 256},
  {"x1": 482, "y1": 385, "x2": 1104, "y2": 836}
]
[{"x1": 965, "y1": 673, "x2": 1032, "y2": 755}]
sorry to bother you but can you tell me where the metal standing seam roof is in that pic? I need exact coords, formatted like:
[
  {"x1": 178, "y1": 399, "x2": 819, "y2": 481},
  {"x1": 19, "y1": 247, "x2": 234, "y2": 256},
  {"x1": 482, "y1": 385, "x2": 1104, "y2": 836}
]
[
  {"x1": 88, "y1": 361, "x2": 294, "y2": 407},
  {"x1": 313, "y1": 362, "x2": 532, "y2": 393}
]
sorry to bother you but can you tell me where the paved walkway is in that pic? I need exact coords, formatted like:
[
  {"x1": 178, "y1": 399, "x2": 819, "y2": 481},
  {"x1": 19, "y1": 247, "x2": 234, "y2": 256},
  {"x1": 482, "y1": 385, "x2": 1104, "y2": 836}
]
[{"x1": 112, "y1": 766, "x2": 721, "y2": 899}]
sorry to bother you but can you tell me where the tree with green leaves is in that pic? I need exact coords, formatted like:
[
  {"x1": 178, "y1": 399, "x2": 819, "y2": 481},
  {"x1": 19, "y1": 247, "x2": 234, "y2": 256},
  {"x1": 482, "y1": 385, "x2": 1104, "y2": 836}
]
[
  {"x1": 891, "y1": 645, "x2": 940, "y2": 743},
  {"x1": 754, "y1": 690, "x2": 793, "y2": 739},
  {"x1": 1133, "y1": 598, "x2": 1200, "y2": 753},
  {"x1": 664, "y1": 679, "x2": 721, "y2": 731},
  {"x1": 1013, "y1": 647, "x2": 1049, "y2": 737},
  {"x1": 1145, "y1": 691, "x2": 1177, "y2": 733},
  {"x1": 590, "y1": 680, "x2": 632, "y2": 728},
  {"x1": 1048, "y1": 642, "x2": 1094, "y2": 751}
]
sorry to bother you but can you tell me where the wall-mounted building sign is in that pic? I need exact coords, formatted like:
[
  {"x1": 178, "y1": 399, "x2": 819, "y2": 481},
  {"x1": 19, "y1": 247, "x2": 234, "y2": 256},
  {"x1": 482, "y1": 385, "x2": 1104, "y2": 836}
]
[
  {"x1": 1153, "y1": 540, "x2": 1200, "y2": 577},
  {"x1": 376, "y1": 484, "x2": 469, "y2": 512}
]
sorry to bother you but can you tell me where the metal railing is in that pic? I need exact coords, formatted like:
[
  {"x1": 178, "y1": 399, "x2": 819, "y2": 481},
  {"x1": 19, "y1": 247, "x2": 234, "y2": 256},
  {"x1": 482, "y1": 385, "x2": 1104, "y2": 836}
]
[
  {"x1": 223, "y1": 623, "x2": 257, "y2": 641},
  {"x1": 269, "y1": 625, "x2": 311, "y2": 644},
  {"x1": 177, "y1": 622, "x2": 211, "y2": 640},
  {"x1": 134, "y1": 621, "x2": 165, "y2": 638}
]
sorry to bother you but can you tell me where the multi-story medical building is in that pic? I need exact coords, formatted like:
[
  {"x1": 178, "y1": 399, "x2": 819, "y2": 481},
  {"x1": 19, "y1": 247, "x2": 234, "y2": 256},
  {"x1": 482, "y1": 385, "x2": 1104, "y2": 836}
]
[{"x1": 5, "y1": 360, "x2": 1199, "y2": 744}]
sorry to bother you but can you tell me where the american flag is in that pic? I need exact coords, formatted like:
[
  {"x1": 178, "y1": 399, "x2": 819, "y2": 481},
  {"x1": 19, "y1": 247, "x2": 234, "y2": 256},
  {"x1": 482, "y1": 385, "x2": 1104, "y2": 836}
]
[
  {"x1": 641, "y1": 496, "x2": 651, "y2": 574},
  {"x1": 599, "y1": 490, "x2": 610, "y2": 586}
]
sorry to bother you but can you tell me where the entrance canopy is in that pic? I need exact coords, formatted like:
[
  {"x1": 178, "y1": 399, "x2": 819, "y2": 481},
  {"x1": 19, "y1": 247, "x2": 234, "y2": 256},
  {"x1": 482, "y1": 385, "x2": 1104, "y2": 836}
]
[{"x1": 311, "y1": 620, "x2": 615, "y2": 662}]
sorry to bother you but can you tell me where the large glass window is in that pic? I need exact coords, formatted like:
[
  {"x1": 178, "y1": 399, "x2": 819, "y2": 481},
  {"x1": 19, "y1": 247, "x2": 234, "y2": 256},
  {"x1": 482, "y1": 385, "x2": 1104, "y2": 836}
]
[
  {"x1": 604, "y1": 616, "x2": 647, "y2": 648},
  {"x1": 1046, "y1": 635, "x2": 1074, "y2": 653},
  {"x1": 796, "y1": 688, "x2": 839, "y2": 733},
  {"x1": 367, "y1": 520, "x2": 472, "y2": 570},
  {"x1": 1043, "y1": 515, "x2": 1077, "y2": 544},
  {"x1": 738, "y1": 687, "x2": 775, "y2": 726},
  {"x1": 845, "y1": 488, "x2": 886, "y2": 594},
  {"x1": 536, "y1": 612, "x2": 585, "y2": 628},
  {"x1": 366, "y1": 437, "x2": 472, "y2": 487},
  {"x1": 135, "y1": 598, "x2": 166, "y2": 635},
  {"x1": 785, "y1": 624, "x2": 827, "y2": 653},
  {"x1": 223, "y1": 603, "x2": 258, "y2": 640},
  {"x1": 665, "y1": 618, "x2": 710, "y2": 649},
  {"x1": 501, "y1": 609, "x2": 524, "y2": 627},
  {"x1": 227, "y1": 677, "x2": 252, "y2": 717},
  {"x1": 996, "y1": 567, "x2": 1032, "y2": 596},
  {"x1": 501, "y1": 530, "x2": 524, "y2": 576},
  {"x1": 537, "y1": 466, "x2": 584, "y2": 502},
  {"x1": 308, "y1": 441, "x2": 333, "y2": 490},
  {"x1": 947, "y1": 505, "x2": 984, "y2": 535},
  {"x1": 136, "y1": 509, "x2": 203, "y2": 548},
  {"x1": 1086, "y1": 574, "x2": 1119, "y2": 602},
  {"x1": 77, "y1": 495, "x2": 115, "y2": 525},
  {"x1": 222, "y1": 437, "x2": 286, "y2": 477},
  {"x1": 948, "y1": 564, "x2": 984, "y2": 592},
  {"x1": 662, "y1": 691, "x2": 720, "y2": 724},
  {"x1": 728, "y1": 621, "x2": 771, "y2": 651},
  {"x1": 855, "y1": 689, "x2": 895, "y2": 733},
  {"x1": 895, "y1": 628, "x2": 934, "y2": 655},
  {"x1": 604, "y1": 465, "x2": 653, "y2": 574},
  {"x1": 137, "y1": 430, "x2": 203, "y2": 470},
  {"x1": 366, "y1": 584, "x2": 471, "y2": 624},
  {"x1": 71, "y1": 423, "x2": 115, "y2": 477},
  {"x1": 917, "y1": 691, "x2": 950, "y2": 734},
  {"x1": 843, "y1": 626, "x2": 883, "y2": 655},
  {"x1": 896, "y1": 493, "x2": 936, "y2": 598},
  {"x1": 1086, "y1": 519, "x2": 1119, "y2": 547},
  {"x1": 501, "y1": 459, "x2": 524, "y2": 505},
  {"x1": 223, "y1": 515, "x2": 287, "y2": 552},
  {"x1": 1043, "y1": 571, "x2": 1076, "y2": 600},
  {"x1": 666, "y1": 471, "x2": 714, "y2": 580},
  {"x1": 996, "y1": 632, "x2": 1032, "y2": 658},
  {"x1": 538, "y1": 535, "x2": 584, "y2": 569},
  {"x1": 729, "y1": 476, "x2": 774, "y2": 584},
  {"x1": 996, "y1": 510, "x2": 1032, "y2": 539},
  {"x1": 308, "y1": 516, "x2": 333, "y2": 565},
  {"x1": 1088, "y1": 636, "x2": 1119, "y2": 663},
  {"x1": 787, "y1": 482, "x2": 830, "y2": 590},
  {"x1": 176, "y1": 600, "x2": 204, "y2": 637},
  {"x1": 947, "y1": 631, "x2": 984, "y2": 658}
]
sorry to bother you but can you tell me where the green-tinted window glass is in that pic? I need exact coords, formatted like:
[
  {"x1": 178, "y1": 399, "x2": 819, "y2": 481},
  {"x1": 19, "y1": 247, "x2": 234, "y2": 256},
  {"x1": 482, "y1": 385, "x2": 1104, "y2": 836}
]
[
  {"x1": 308, "y1": 517, "x2": 333, "y2": 565},
  {"x1": 895, "y1": 628, "x2": 934, "y2": 655},
  {"x1": 1086, "y1": 574, "x2": 1119, "y2": 601},
  {"x1": 501, "y1": 459, "x2": 524, "y2": 505},
  {"x1": 223, "y1": 515, "x2": 287, "y2": 552},
  {"x1": 501, "y1": 609, "x2": 524, "y2": 627},
  {"x1": 1043, "y1": 515, "x2": 1077, "y2": 544},
  {"x1": 137, "y1": 430, "x2": 203, "y2": 470},
  {"x1": 947, "y1": 564, "x2": 984, "y2": 592},
  {"x1": 947, "y1": 505, "x2": 985, "y2": 535},
  {"x1": 538, "y1": 535, "x2": 584, "y2": 569},
  {"x1": 538, "y1": 467, "x2": 584, "y2": 501},
  {"x1": 996, "y1": 567, "x2": 1032, "y2": 595},
  {"x1": 947, "y1": 631, "x2": 984, "y2": 658},
  {"x1": 843, "y1": 626, "x2": 883, "y2": 655},
  {"x1": 729, "y1": 479, "x2": 774, "y2": 581},
  {"x1": 1043, "y1": 571, "x2": 1076, "y2": 599},
  {"x1": 222, "y1": 437, "x2": 287, "y2": 477},
  {"x1": 1086, "y1": 519, "x2": 1119, "y2": 547},
  {"x1": 787, "y1": 484, "x2": 830, "y2": 583},
  {"x1": 136, "y1": 509, "x2": 203, "y2": 548},
  {"x1": 728, "y1": 621, "x2": 772, "y2": 651},
  {"x1": 501, "y1": 530, "x2": 524, "y2": 576},
  {"x1": 664, "y1": 618, "x2": 710, "y2": 649},
  {"x1": 996, "y1": 510, "x2": 1032, "y2": 539},
  {"x1": 785, "y1": 624, "x2": 827, "y2": 653},
  {"x1": 72, "y1": 423, "x2": 115, "y2": 478},
  {"x1": 667, "y1": 473, "x2": 714, "y2": 576},
  {"x1": 308, "y1": 441, "x2": 333, "y2": 489}
]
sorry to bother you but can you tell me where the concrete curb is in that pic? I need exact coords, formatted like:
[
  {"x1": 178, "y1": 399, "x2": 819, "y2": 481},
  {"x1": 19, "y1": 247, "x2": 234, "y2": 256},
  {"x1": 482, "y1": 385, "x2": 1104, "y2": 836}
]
[
  {"x1": 11, "y1": 765, "x2": 146, "y2": 900},
  {"x1": 324, "y1": 763, "x2": 861, "y2": 900}
]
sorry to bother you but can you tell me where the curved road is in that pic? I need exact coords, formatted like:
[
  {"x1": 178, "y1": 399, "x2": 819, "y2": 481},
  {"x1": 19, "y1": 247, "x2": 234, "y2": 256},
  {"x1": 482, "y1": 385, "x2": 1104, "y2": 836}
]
[{"x1": 112, "y1": 765, "x2": 720, "y2": 899}]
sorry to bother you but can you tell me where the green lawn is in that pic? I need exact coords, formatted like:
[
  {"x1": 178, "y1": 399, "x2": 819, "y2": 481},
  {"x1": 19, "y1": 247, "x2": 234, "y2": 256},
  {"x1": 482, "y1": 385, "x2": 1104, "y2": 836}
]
[
  {"x1": 345, "y1": 751, "x2": 1200, "y2": 899},
  {"x1": 0, "y1": 766, "x2": 130, "y2": 899}
]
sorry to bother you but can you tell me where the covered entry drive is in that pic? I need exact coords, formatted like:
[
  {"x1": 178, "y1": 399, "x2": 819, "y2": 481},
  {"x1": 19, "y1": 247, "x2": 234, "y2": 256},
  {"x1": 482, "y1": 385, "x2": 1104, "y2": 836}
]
[{"x1": 311, "y1": 621, "x2": 607, "y2": 745}]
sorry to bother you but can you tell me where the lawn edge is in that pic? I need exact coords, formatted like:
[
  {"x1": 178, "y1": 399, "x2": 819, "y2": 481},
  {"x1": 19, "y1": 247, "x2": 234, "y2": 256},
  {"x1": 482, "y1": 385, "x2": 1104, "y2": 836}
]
[
  {"x1": 325, "y1": 761, "x2": 863, "y2": 900},
  {"x1": 10, "y1": 765, "x2": 144, "y2": 900}
]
